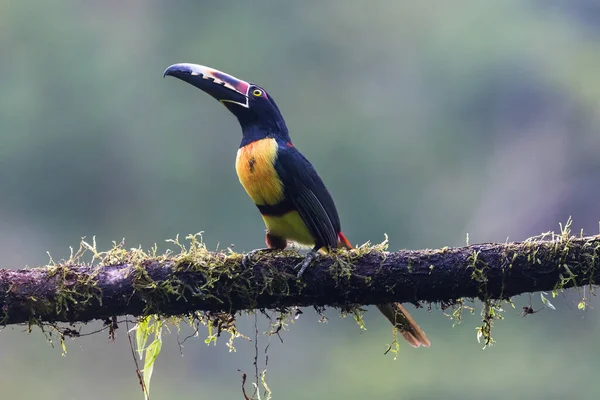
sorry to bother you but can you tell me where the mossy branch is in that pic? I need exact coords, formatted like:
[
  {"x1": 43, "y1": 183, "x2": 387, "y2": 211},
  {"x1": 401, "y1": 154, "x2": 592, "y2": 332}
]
[{"x1": 1, "y1": 233, "x2": 599, "y2": 326}]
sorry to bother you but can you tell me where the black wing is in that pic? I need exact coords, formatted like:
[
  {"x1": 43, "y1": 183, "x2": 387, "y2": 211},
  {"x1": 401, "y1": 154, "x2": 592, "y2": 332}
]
[{"x1": 274, "y1": 144, "x2": 341, "y2": 249}]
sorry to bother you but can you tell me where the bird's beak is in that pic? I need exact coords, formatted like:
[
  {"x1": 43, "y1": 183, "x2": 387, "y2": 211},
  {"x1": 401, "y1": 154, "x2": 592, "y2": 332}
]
[{"x1": 163, "y1": 63, "x2": 250, "y2": 108}]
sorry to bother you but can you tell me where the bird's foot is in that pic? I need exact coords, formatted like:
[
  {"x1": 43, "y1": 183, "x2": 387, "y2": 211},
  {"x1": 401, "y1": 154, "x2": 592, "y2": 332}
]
[
  {"x1": 242, "y1": 248, "x2": 274, "y2": 269},
  {"x1": 295, "y1": 251, "x2": 318, "y2": 278}
]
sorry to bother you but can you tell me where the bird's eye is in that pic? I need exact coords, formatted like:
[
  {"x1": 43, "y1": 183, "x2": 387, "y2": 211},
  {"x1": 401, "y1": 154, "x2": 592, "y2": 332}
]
[{"x1": 252, "y1": 89, "x2": 263, "y2": 97}]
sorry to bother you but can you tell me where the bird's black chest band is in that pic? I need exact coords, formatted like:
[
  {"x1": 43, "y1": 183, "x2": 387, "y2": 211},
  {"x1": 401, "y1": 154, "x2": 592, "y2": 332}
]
[{"x1": 256, "y1": 200, "x2": 295, "y2": 216}]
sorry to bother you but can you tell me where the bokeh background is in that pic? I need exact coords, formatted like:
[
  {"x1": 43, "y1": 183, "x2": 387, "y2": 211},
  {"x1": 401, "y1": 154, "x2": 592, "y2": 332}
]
[{"x1": 2, "y1": 1, "x2": 600, "y2": 399}]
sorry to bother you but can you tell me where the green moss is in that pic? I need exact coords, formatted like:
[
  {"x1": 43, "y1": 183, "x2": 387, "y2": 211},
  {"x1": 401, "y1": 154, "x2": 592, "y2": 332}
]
[
  {"x1": 476, "y1": 300, "x2": 503, "y2": 348},
  {"x1": 442, "y1": 298, "x2": 475, "y2": 326},
  {"x1": 44, "y1": 239, "x2": 105, "y2": 320},
  {"x1": 326, "y1": 236, "x2": 390, "y2": 330},
  {"x1": 48, "y1": 265, "x2": 101, "y2": 317},
  {"x1": 468, "y1": 241, "x2": 503, "y2": 347},
  {"x1": 12, "y1": 220, "x2": 600, "y2": 392},
  {"x1": 7, "y1": 218, "x2": 600, "y2": 400},
  {"x1": 328, "y1": 251, "x2": 355, "y2": 283},
  {"x1": 467, "y1": 217, "x2": 600, "y2": 347}
]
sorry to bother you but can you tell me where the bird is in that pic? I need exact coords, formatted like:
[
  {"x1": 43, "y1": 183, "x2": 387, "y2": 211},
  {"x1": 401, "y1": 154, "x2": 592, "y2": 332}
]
[{"x1": 164, "y1": 63, "x2": 430, "y2": 348}]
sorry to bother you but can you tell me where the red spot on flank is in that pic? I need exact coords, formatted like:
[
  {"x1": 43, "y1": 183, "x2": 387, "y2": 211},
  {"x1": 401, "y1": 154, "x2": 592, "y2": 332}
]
[
  {"x1": 286, "y1": 141, "x2": 294, "y2": 148},
  {"x1": 337, "y1": 232, "x2": 353, "y2": 250},
  {"x1": 266, "y1": 233, "x2": 287, "y2": 250}
]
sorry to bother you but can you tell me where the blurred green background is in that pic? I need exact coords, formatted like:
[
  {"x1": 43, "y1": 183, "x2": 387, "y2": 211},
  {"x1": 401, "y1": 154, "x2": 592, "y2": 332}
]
[{"x1": 2, "y1": 1, "x2": 600, "y2": 399}]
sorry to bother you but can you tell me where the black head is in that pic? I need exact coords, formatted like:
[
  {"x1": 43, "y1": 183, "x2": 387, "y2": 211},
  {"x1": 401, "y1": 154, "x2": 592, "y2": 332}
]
[{"x1": 164, "y1": 63, "x2": 288, "y2": 142}]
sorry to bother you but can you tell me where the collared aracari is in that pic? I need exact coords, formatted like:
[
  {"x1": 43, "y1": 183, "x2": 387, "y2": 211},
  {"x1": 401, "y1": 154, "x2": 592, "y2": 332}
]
[{"x1": 164, "y1": 63, "x2": 430, "y2": 348}]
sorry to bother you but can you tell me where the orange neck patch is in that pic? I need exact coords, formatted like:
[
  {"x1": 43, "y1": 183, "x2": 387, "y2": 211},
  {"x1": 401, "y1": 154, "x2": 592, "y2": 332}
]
[{"x1": 235, "y1": 138, "x2": 285, "y2": 206}]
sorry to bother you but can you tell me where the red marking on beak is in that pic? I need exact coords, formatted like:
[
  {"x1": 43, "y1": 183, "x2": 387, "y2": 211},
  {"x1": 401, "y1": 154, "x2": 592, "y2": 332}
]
[{"x1": 212, "y1": 70, "x2": 249, "y2": 95}]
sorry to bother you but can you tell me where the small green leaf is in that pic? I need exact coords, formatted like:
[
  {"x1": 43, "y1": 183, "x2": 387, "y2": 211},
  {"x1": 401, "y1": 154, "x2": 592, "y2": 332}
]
[
  {"x1": 142, "y1": 334, "x2": 163, "y2": 399},
  {"x1": 135, "y1": 316, "x2": 151, "y2": 360},
  {"x1": 205, "y1": 323, "x2": 217, "y2": 345},
  {"x1": 60, "y1": 336, "x2": 67, "y2": 356},
  {"x1": 132, "y1": 317, "x2": 164, "y2": 400},
  {"x1": 260, "y1": 370, "x2": 272, "y2": 400},
  {"x1": 540, "y1": 292, "x2": 556, "y2": 311}
]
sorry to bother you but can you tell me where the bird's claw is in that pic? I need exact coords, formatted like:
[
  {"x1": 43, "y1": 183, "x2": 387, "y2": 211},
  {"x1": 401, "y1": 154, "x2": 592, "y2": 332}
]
[
  {"x1": 242, "y1": 250, "x2": 258, "y2": 269},
  {"x1": 295, "y1": 251, "x2": 317, "y2": 278},
  {"x1": 242, "y1": 248, "x2": 271, "y2": 269},
  {"x1": 242, "y1": 254, "x2": 251, "y2": 269}
]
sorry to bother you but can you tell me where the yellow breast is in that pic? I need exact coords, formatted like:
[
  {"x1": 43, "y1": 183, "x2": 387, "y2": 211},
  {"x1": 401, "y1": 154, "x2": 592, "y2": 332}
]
[
  {"x1": 235, "y1": 138, "x2": 285, "y2": 206},
  {"x1": 262, "y1": 211, "x2": 316, "y2": 247}
]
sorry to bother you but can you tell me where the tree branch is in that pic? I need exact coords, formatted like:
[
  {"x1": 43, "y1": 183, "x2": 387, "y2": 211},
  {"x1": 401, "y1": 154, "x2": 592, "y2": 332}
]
[{"x1": 1, "y1": 234, "x2": 599, "y2": 325}]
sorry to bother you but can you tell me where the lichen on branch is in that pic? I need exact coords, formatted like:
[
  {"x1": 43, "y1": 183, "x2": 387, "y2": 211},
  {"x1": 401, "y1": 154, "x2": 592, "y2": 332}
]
[{"x1": 0, "y1": 229, "x2": 599, "y2": 327}]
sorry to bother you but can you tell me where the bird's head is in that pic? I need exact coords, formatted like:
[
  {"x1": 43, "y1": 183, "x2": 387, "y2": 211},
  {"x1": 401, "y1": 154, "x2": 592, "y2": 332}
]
[{"x1": 164, "y1": 63, "x2": 288, "y2": 141}]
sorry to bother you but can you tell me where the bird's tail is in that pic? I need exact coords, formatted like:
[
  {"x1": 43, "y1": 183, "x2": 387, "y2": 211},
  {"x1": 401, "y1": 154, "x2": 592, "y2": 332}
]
[
  {"x1": 337, "y1": 232, "x2": 430, "y2": 348},
  {"x1": 376, "y1": 303, "x2": 430, "y2": 348},
  {"x1": 337, "y1": 232, "x2": 353, "y2": 250}
]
